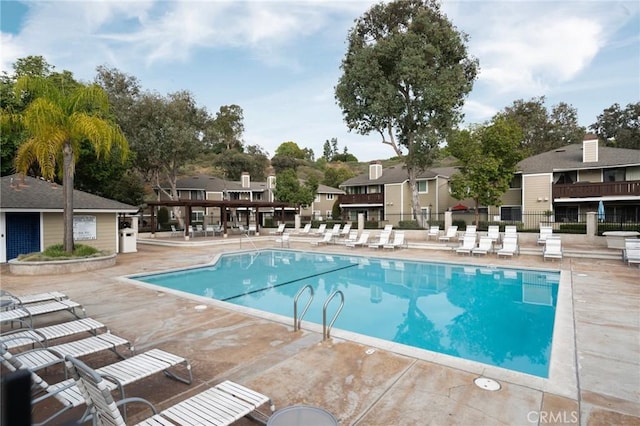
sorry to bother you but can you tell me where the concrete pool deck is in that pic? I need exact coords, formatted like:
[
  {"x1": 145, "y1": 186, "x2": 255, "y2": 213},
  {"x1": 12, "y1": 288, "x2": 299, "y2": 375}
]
[{"x1": 2, "y1": 235, "x2": 638, "y2": 425}]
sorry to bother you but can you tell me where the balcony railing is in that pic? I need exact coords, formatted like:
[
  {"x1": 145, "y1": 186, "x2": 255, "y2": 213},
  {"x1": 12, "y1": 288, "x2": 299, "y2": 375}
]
[
  {"x1": 553, "y1": 180, "x2": 640, "y2": 199},
  {"x1": 338, "y1": 193, "x2": 384, "y2": 205}
]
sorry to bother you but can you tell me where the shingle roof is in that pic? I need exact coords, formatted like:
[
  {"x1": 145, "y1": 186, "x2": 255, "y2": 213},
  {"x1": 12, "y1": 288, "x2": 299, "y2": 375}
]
[
  {"x1": 517, "y1": 144, "x2": 640, "y2": 174},
  {"x1": 1, "y1": 175, "x2": 138, "y2": 212},
  {"x1": 340, "y1": 164, "x2": 456, "y2": 187}
]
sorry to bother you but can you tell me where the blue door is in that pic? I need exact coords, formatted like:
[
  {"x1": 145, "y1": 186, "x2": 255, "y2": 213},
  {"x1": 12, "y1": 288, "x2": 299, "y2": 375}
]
[{"x1": 6, "y1": 213, "x2": 40, "y2": 260}]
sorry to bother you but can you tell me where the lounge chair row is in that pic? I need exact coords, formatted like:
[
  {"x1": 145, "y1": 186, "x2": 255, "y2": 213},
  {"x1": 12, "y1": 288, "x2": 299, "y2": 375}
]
[{"x1": 1, "y1": 290, "x2": 275, "y2": 426}]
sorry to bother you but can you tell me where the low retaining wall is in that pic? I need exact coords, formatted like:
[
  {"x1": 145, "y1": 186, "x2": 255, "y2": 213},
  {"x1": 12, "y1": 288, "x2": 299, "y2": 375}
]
[{"x1": 8, "y1": 254, "x2": 117, "y2": 276}]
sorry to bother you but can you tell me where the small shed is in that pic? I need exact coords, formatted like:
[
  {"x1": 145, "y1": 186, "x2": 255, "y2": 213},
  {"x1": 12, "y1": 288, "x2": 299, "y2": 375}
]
[{"x1": 0, "y1": 174, "x2": 139, "y2": 262}]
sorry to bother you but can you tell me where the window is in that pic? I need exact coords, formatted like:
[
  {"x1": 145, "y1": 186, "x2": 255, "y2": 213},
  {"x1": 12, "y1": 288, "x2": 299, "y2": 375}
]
[
  {"x1": 509, "y1": 175, "x2": 522, "y2": 188},
  {"x1": 417, "y1": 180, "x2": 428, "y2": 193},
  {"x1": 500, "y1": 206, "x2": 521, "y2": 221},
  {"x1": 190, "y1": 190, "x2": 204, "y2": 200},
  {"x1": 554, "y1": 171, "x2": 576, "y2": 184},
  {"x1": 603, "y1": 168, "x2": 625, "y2": 182},
  {"x1": 191, "y1": 211, "x2": 204, "y2": 223},
  {"x1": 315, "y1": 194, "x2": 320, "y2": 202},
  {"x1": 326, "y1": 193, "x2": 334, "y2": 200}
]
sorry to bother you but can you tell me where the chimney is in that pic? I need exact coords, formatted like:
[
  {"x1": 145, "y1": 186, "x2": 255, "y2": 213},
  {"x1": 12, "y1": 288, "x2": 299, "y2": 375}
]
[
  {"x1": 369, "y1": 161, "x2": 382, "y2": 180},
  {"x1": 241, "y1": 172, "x2": 250, "y2": 188},
  {"x1": 267, "y1": 173, "x2": 276, "y2": 189},
  {"x1": 583, "y1": 139, "x2": 598, "y2": 163}
]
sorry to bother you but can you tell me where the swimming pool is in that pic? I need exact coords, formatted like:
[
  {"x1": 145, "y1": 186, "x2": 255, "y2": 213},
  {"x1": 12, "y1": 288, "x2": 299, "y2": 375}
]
[{"x1": 133, "y1": 250, "x2": 559, "y2": 378}]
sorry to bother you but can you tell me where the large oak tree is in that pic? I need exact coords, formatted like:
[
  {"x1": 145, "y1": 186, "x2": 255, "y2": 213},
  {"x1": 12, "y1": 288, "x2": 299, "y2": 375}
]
[{"x1": 335, "y1": 0, "x2": 478, "y2": 220}]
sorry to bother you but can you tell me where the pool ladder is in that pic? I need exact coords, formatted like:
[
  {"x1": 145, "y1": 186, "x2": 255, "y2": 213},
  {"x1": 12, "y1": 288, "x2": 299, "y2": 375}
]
[{"x1": 293, "y1": 286, "x2": 344, "y2": 341}]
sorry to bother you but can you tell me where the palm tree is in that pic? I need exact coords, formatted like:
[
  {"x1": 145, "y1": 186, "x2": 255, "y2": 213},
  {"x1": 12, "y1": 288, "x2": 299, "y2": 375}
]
[{"x1": 12, "y1": 76, "x2": 128, "y2": 253}]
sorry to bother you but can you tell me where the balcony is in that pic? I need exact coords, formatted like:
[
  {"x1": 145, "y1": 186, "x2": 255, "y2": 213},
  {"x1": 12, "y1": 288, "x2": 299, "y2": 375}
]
[
  {"x1": 553, "y1": 180, "x2": 640, "y2": 199},
  {"x1": 339, "y1": 193, "x2": 384, "y2": 206}
]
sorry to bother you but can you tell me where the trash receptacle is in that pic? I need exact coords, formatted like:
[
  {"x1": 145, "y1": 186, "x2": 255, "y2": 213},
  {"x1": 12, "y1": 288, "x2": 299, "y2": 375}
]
[{"x1": 119, "y1": 229, "x2": 137, "y2": 253}]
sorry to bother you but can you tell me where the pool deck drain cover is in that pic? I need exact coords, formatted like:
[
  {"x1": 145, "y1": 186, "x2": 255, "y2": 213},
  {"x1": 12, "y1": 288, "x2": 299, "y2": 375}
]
[
  {"x1": 474, "y1": 377, "x2": 501, "y2": 391},
  {"x1": 194, "y1": 305, "x2": 207, "y2": 311}
]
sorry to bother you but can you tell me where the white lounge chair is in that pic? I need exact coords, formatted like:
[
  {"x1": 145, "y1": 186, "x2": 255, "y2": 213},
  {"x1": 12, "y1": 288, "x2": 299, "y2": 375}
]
[
  {"x1": 487, "y1": 225, "x2": 500, "y2": 244},
  {"x1": 369, "y1": 231, "x2": 391, "y2": 249},
  {"x1": 346, "y1": 232, "x2": 369, "y2": 248},
  {"x1": 275, "y1": 233, "x2": 290, "y2": 248},
  {"x1": 65, "y1": 355, "x2": 274, "y2": 426},
  {"x1": 472, "y1": 237, "x2": 494, "y2": 256},
  {"x1": 459, "y1": 225, "x2": 477, "y2": 241},
  {"x1": 543, "y1": 237, "x2": 563, "y2": 261},
  {"x1": 313, "y1": 223, "x2": 327, "y2": 235},
  {"x1": 438, "y1": 226, "x2": 458, "y2": 243},
  {"x1": 311, "y1": 231, "x2": 334, "y2": 246},
  {"x1": 0, "y1": 290, "x2": 67, "y2": 308},
  {"x1": 383, "y1": 224, "x2": 393, "y2": 233},
  {"x1": 537, "y1": 226, "x2": 554, "y2": 245},
  {"x1": 3, "y1": 348, "x2": 193, "y2": 426},
  {"x1": 339, "y1": 223, "x2": 352, "y2": 238},
  {"x1": 497, "y1": 236, "x2": 519, "y2": 258},
  {"x1": 1, "y1": 299, "x2": 86, "y2": 326},
  {"x1": 504, "y1": 225, "x2": 518, "y2": 240},
  {"x1": 296, "y1": 223, "x2": 312, "y2": 235},
  {"x1": 1, "y1": 318, "x2": 107, "y2": 350},
  {"x1": 344, "y1": 230, "x2": 358, "y2": 245},
  {"x1": 623, "y1": 239, "x2": 640, "y2": 267},
  {"x1": 270, "y1": 223, "x2": 286, "y2": 235},
  {"x1": 455, "y1": 234, "x2": 477, "y2": 255},
  {"x1": 426, "y1": 226, "x2": 440, "y2": 240},
  {"x1": 1, "y1": 332, "x2": 132, "y2": 373},
  {"x1": 383, "y1": 231, "x2": 405, "y2": 250},
  {"x1": 330, "y1": 224, "x2": 341, "y2": 237}
]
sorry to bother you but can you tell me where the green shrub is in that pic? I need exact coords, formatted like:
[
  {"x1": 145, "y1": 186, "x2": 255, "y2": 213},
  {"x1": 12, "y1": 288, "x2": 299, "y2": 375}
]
[
  {"x1": 398, "y1": 220, "x2": 421, "y2": 230},
  {"x1": 157, "y1": 207, "x2": 170, "y2": 229},
  {"x1": 558, "y1": 224, "x2": 586, "y2": 234},
  {"x1": 18, "y1": 244, "x2": 108, "y2": 261},
  {"x1": 452, "y1": 220, "x2": 467, "y2": 230}
]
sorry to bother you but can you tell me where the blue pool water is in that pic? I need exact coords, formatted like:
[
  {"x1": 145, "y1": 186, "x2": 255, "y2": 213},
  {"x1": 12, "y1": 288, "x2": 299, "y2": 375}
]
[{"x1": 134, "y1": 250, "x2": 559, "y2": 377}]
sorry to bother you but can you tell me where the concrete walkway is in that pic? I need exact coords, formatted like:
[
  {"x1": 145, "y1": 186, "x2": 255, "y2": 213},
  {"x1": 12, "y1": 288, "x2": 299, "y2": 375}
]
[{"x1": 2, "y1": 236, "x2": 638, "y2": 425}]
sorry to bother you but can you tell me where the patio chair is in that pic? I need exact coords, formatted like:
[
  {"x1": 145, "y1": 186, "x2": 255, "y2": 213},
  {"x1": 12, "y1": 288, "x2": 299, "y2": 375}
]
[
  {"x1": 339, "y1": 223, "x2": 352, "y2": 238},
  {"x1": 623, "y1": 239, "x2": 640, "y2": 267},
  {"x1": 426, "y1": 226, "x2": 440, "y2": 240},
  {"x1": 383, "y1": 224, "x2": 394, "y2": 233},
  {"x1": 438, "y1": 226, "x2": 458, "y2": 243},
  {"x1": 487, "y1": 225, "x2": 500, "y2": 244},
  {"x1": 346, "y1": 232, "x2": 369, "y2": 248},
  {"x1": 313, "y1": 223, "x2": 327, "y2": 235},
  {"x1": 497, "y1": 236, "x2": 519, "y2": 258},
  {"x1": 296, "y1": 223, "x2": 312, "y2": 235},
  {"x1": 270, "y1": 223, "x2": 286, "y2": 235},
  {"x1": 275, "y1": 233, "x2": 290, "y2": 248},
  {"x1": 1, "y1": 318, "x2": 108, "y2": 351},
  {"x1": 504, "y1": 225, "x2": 518, "y2": 240},
  {"x1": 1, "y1": 331, "x2": 132, "y2": 373},
  {"x1": 4, "y1": 348, "x2": 192, "y2": 426},
  {"x1": 344, "y1": 230, "x2": 358, "y2": 245},
  {"x1": 311, "y1": 231, "x2": 334, "y2": 246},
  {"x1": 64, "y1": 355, "x2": 274, "y2": 426},
  {"x1": 1, "y1": 299, "x2": 86, "y2": 326},
  {"x1": 543, "y1": 237, "x2": 563, "y2": 261},
  {"x1": 368, "y1": 231, "x2": 391, "y2": 249},
  {"x1": 248, "y1": 224, "x2": 257, "y2": 235},
  {"x1": 472, "y1": 236, "x2": 494, "y2": 256},
  {"x1": 537, "y1": 226, "x2": 554, "y2": 245},
  {"x1": 330, "y1": 224, "x2": 342, "y2": 237},
  {"x1": 0, "y1": 290, "x2": 68, "y2": 308},
  {"x1": 466, "y1": 225, "x2": 477, "y2": 233},
  {"x1": 383, "y1": 231, "x2": 406, "y2": 250},
  {"x1": 455, "y1": 234, "x2": 477, "y2": 255},
  {"x1": 170, "y1": 225, "x2": 181, "y2": 238}
]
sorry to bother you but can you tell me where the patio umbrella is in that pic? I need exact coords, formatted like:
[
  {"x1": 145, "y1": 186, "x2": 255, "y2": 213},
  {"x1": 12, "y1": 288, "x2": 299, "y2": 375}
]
[{"x1": 597, "y1": 200, "x2": 605, "y2": 222}]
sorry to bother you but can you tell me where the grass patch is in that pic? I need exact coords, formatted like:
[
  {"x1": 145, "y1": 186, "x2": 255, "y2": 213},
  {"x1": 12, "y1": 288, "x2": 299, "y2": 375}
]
[{"x1": 17, "y1": 244, "x2": 111, "y2": 261}]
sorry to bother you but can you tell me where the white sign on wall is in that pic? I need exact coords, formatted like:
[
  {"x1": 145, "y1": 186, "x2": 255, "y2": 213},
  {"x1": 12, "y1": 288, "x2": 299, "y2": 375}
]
[{"x1": 73, "y1": 215, "x2": 97, "y2": 240}]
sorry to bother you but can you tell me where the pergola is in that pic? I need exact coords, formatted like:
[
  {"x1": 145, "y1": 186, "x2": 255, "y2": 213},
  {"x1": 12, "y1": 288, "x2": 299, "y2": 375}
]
[{"x1": 146, "y1": 199, "x2": 292, "y2": 238}]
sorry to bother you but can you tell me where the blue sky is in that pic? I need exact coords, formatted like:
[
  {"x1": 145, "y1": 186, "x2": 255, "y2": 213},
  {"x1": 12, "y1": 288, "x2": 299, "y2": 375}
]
[{"x1": 1, "y1": 1, "x2": 638, "y2": 162}]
